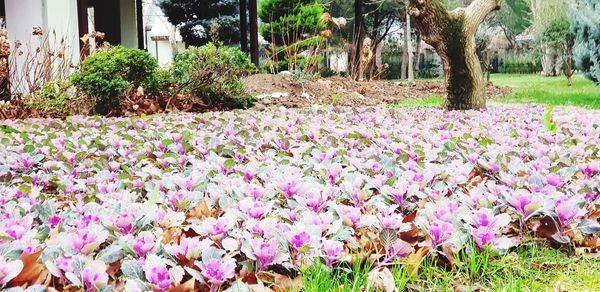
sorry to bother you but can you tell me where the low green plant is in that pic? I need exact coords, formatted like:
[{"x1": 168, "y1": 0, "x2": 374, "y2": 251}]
[
  {"x1": 70, "y1": 46, "x2": 159, "y2": 115},
  {"x1": 172, "y1": 43, "x2": 257, "y2": 109},
  {"x1": 24, "y1": 79, "x2": 75, "y2": 117},
  {"x1": 501, "y1": 54, "x2": 542, "y2": 74}
]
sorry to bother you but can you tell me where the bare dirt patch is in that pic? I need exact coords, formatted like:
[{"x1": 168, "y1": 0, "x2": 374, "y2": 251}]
[{"x1": 243, "y1": 73, "x2": 510, "y2": 108}]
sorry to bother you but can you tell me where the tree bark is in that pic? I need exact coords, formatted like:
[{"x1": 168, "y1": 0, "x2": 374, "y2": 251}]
[
  {"x1": 354, "y1": 0, "x2": 364, "y2": 79},
  {"x1": 406, "y1": 4, "x2": 414, "y2": 81},
  {"x1": 414, "y1": 32, "x2": 422, "y2": 71},
  {"x1": 408, "y1": 0, "x2": 501, "y2": 110},
  {"x1": 240, "y1": 0, "x2": 249, "y2": 53},
  {"x1": 249, "y1": 0, "x2": 260, "y2": 67},
  {"x1": 401, "y1": 26, "x2": 408, "y2": 80}
]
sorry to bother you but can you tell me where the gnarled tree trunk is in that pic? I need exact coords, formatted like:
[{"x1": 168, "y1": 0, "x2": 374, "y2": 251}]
[{"x1": 408, "y1": 0, "x2": 501, "y2": 110}]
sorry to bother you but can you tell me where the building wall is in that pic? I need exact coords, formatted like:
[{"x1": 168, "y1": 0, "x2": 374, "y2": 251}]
[
  {"x1": 44, "y1": 0, "x2": 80, "y2": 64},
  {"x1": 119, "y1": 0, "x2": 137, "y2": 48},
  {"x1": 5, "y1": 0, "x2": 44, "y2": 45}
]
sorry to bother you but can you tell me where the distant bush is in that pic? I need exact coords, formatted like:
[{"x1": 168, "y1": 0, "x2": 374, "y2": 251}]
[
  {"x1": 172, "y1": 43, "x2": 257, "y2": 109},
  {"x1": 572, "y1": 0, "x2": 600, "y2": 85},
  {"x1": 70, "y1": 46, "x2": 159, "y2": 114},
  {"x1": 23, "y1": 79, "x2": 73, "y2": 117},
  {"x1": 500, "y1": 55, "x2": 542, "y2": 74}
]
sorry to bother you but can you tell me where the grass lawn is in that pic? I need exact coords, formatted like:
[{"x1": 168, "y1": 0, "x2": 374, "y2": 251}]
[
  {"x1": 302, "y1": 242, "x2": 600, "y2": 292},
  {"x1": 393, "y1": 74, "x2": 600, "y2": 109}
]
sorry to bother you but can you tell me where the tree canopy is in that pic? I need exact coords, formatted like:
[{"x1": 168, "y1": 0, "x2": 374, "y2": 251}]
[{"x1": 157, "y1": 0, "x2": 241, "y2": 46}]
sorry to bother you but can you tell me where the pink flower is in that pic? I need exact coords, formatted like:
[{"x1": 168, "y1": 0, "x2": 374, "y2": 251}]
[
  {"x1": 133, "y1": 231, "x2": 155, "y2": 257},
  {"x1": 248, "y1": 238, "x2": 282, "y2": 270},
  {"x1": 322, "y1": 240, "x2": 344, "y2": 265},
  {"x1": 427, "y1": 220, "x2": 454, "y2": 247},
  {"x1": 279, "y1": 179, "x2": 300, "y2": 199},
  {"x1": 507, "y1": 190, "x2": 540, "y2": 217},
  {"x1": 0, "y1": 258, "x2": 23, "y2": 285},
  {"x1": 545, "y1": 174, "x2": 564, "y2": 187},
  {"x1": 198, "y1": 258, "x2": 236, "y2": 284},
  {"x1": 470, "y1": 209, "x2": 511, "y2": 230},
  {"x1": 336, "y1": 205, "x2": 362, "y2": 227},
  {"x1": 166, "y1": 237, "x2": 213, "y2": 260},
  {"x1": 472, "y1": 227, "x2": 496, "y2": 247},
  {"x1": 114, "y1": 212, "x2": 136, "y2": 234},
  {"x1": 239, "y1": 199, "x2": 274, "y2": 219},
  {"x1": 81, "y1": 260, "x2": 109, "y2": 291},
  {"x1": 66, "y1": 228, "x2": 109, "y2": 254},
  {"x1": 581, "y1": 162, "x2": 599, "y2": 178},
  {"x1": 555, "y1": 197, "x2": 583, "y2": 228},
  {"x1": 328, "y1": 163, "x2": 343, "y2": 184},
  {"x1": 202, "y1": 216, "x2": 235, "y2": 237},
  {"x1": 143, "y1": 256, "x2": 173, "y2": 290},
  {"x1": 287, "y1": 227, "x2": 312, "y2": 251}
]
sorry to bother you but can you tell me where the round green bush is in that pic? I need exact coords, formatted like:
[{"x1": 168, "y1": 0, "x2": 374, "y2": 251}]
[
  {"x1": 70, "y1": 46, "x2": 159, "y2": 114},
  {"x1": 172, "y1": 43, "x2": 256, "y2": 109}
]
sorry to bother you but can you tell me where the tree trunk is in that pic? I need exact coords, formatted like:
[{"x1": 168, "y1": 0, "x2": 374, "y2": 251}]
[
  {"x1": 406, "y1": 6, "x2": 414, "y2": 81},
  {"x1": 240, "y1": 0, "x2": 249, "y2": 53},
  {"x1": 354, "y1": 0, "x2": 364, "y2": 79},
  {"x1": 401, "y1": 29, "x2": 408, "y2": 80},
  {"x1": 249, "y1": 0, "x2": 259, "y2": 67},
  {"x1": 408, "y1": 0, "x2": 501, "y2": 110},
  {"x1": 414, "y1": 33, "x2": 422, "y2": 71}
]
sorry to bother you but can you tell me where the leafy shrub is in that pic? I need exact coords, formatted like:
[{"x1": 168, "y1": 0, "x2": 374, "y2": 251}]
[
  {"x1": 24, "y1": 79, "x2": 77, "y2": 117},
  {"x1": 70, "y1": 46, "x2": 159, "y2": 114},
  {"x1": 259, "y1": 2, "x2": 326, "y2": 46},
  {"x1": 500, "y1": 55, "x2": 542, "y2": 74},
  {"x1": 172, "y1": 43, "x2": 256, "y2": 109},
  {"x1": 572, "y1": 0, "x2": 600, "y2": 85}
]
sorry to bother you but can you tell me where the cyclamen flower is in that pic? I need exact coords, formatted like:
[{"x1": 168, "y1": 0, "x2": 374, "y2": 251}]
[
  {"x1": 81, "y1": 260, "x2": 109, "y2": 291},
  {"x1": 287, "y1": 227, "x2": 312, "y2": 251},
  {"x1": 472, "y1": 226, "x2": 496, "y2": 248},
  {"x1": 470, "y1": 208, "x2": 511, "y2": 230},
  {"x1": 336, "y1": 205, "x2": 362, "y2": 227},
  {"x1": 0, "y1": 258, "x2": 23, "y2": 285},
  {"x1": 279, "y1": 179, "x2": 300, "y2": 198},
  {"x1": 506, "y1": 190, "x2": 541, "y2": 217},
  {"x1": 166, "y1": 237, "x2": 213, "y2": 260},
  {"x1": 114, "y1": 212, "x2": 136, "y2": 234},
  {"x1": 143, "y1": 256, "x2": 173, "y2": 290},
  {"x1": 555, "y1": 196, "x2": 584, "y2": 229},
  {"x1": 581, "y1": 162, "x2": 599, "y2": 178},
  {"x1": 427, "y1": 220, "x2": 454, "y2": 247},
  {"x1": 238, "y1": 199, "x2": 274, "y2": 219},
  {"x1": 66, "y1": 228, "x2": 109, "y2": 254},
  {"x1": 248, "y1": 238, "x2": 280, "y2": 270},
  {"x1": 545, "y1": 174, "x2": 564, "y2": 188},
  {"x1": 201, "y1": 215, "x2": 235, "y2": 238},
  {"x1": 133, "y1": 231, "x2": 156, "y2": 257},
  {"x1": 197, "y1": 258, "x2": 236, "y2": 285},
  {"x1": 322, "y1": 239, "x2": 344, "y2": 265}
]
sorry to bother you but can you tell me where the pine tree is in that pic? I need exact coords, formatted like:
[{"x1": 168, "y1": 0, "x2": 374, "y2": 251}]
[
  {"x1": 572, "y1": 0, "x2": 600, "y2": 85},
  {"x1": 157, "y1": 0, "x2": 240, "y2": 46}
]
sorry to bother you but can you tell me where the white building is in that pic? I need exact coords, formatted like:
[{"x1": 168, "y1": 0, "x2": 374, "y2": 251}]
[
  {"x1": 143, "y1": 1, "x2": 185, "y2": 67},
  {"x1": 2, "y1": 0, "x2": 145, "y2": 64}
]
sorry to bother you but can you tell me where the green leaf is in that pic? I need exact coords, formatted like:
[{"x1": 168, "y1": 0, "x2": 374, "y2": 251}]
[
  {"x1": 121, "y1": 260, "x2": 145, "y2": 280},
  {"x1": 224, "y1": 159, "x2": 237, "y2": 168}
]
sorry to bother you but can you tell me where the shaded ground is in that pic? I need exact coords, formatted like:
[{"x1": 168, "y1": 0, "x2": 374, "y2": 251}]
[{"x1": 243, "y1": 73, "x2": 510, "y2": 108}]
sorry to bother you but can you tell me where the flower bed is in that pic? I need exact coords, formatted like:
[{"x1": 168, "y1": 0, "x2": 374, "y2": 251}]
[{"x1": 0, "y1": 106, "x2": 598, "y2": 290}]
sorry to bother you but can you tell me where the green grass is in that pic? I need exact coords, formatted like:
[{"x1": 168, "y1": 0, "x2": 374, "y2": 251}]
[
  {"x1": 491, "y1": 74, "x2": 600, "y2": 109},
  {"x1": 301, "y1": 243, "x2": 600, "y2": 291},
  {"x1": 392, "y1": 74, "x2": 600, "y2": 108}
]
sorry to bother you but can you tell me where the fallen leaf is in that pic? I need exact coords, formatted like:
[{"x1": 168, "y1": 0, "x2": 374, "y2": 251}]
[
  {"x1": 367, "y1": 267, "x2": 395, "y2": 292},
  {"x1": 167, "y1": 278, "x2": 195, "y2": 292},
  {"x1": 9, "y1": 249, "x2": 49, "y2": 286},
  {"x1": 273, "y1": 273, "x2": 303, "y2": 292},
  {"x1": 406, "y1": 247, "x2": 429, "y2": 277}
]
